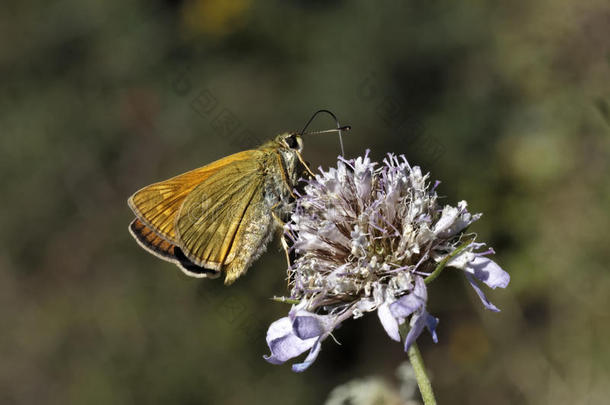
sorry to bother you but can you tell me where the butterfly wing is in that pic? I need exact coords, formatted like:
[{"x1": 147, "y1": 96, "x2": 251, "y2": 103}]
[
  {"x1": 175, "y1": 150, "x2": 277, "y2": 284},
  {"x1": 127, "y1": 150, "x2": 255, "y2": 244},
  {"x1": 129, "y1": 218, "x2": 221, "y2": 278},
  {"x1": 221, "y1": 182, "x2": 275, "y2": 285},
  {"x1": 129, "y1": 218, "x2": 176, "y2": 260}
]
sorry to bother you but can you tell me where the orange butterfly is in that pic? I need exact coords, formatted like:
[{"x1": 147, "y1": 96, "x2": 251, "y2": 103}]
[
  {"x1": 128, "y1": 133, "x2": 311, "y2": 284},
  {"x1": 128, "y1": 111, "x2": 349, "y2": 284}
]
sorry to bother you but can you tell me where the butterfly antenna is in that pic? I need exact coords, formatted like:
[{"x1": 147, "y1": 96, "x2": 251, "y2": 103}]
[{"x1": 300, "y1": 109, "x2": 350, "y2": 157}]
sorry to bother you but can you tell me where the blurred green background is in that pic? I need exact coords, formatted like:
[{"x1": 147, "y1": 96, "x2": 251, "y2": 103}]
[{"x1": 2, "y1": 1, "x2": 610, "y2": 404}]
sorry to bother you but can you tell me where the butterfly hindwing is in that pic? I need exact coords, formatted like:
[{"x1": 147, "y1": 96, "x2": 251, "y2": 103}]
[
  {"x1": 222, "y1": 181, "x2": 275, "y2": 284},
  {"x1": 175, "y1": 152, "x2": 268, "y2": 276},
  {"x1": 128, "y1": 219, "x2": 221, "y2": 278}
]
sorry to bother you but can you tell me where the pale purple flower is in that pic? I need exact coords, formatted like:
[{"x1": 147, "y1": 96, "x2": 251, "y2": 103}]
[{"x1": 264, "y1": 151, "x2": 510, "y2": 371}]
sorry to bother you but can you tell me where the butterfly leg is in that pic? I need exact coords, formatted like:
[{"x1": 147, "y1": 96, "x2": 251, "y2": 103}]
[
  {"x1": 275, "y1": 152, "x2": 299, "y2": 199},
  {"x1": 296, "y1": 151, "x2": 315, "y2": 178},
  {"x1": 270, "y1": 202, "x2": 292, "y2": 269},
  {"x1": 270, "y1": 203, "x2": 296, "y2": 292}
]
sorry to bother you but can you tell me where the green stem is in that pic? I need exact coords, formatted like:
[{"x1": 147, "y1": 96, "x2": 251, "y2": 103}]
[
  {"x1": 270, "y1": 296, "x2": 301, "y2": 305},
  {"x1": 408, "y1": 342, "x2": 437, "y2": 405},
  {"x1": 403, "y1": 238, "x2": 472, "y2": 403},
  {"x1": 424, "y1": 238, "x2": 473, "y2": 285}
]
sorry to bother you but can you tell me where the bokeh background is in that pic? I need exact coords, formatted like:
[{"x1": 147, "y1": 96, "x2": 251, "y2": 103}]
[{"x1": 2, "y1": 1, "x2": 610, "y2": 404}]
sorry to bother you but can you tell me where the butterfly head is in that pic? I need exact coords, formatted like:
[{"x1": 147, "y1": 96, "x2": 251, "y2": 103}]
[{"x1": 275, "y1": 132, "x2": 304, "y2": 153}]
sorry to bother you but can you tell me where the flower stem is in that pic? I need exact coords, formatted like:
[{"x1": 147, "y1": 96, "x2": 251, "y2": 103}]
[
  {"x1": 270, "y1": 296, "x2": 301, "y2": 305},
  {"x1": 409, "y1": 239, "x2": 473, "y2": 403},
  {"x1": 408, "y1": 342, "x2": 437, "y2": 405},
  {"x1": 424, "y1": 238, "x2": 473, "y2": 285}
]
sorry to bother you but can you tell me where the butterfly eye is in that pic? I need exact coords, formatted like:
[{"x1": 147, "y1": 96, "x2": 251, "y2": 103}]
[{"x1": 284, "y1": 134, "x2": 300, "y2": 150}]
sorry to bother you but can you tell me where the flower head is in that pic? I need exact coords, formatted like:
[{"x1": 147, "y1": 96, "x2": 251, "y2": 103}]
[{"x1": 265, "y1": 151, "x2": 510, "y2": 371}]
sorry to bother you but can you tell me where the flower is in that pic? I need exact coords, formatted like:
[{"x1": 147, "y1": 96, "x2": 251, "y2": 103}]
[{"x1": 264, "y1": 151, "x2": 510, "y2": 371}]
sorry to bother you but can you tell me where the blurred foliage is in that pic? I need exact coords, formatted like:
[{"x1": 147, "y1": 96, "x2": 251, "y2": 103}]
[{"x1": 1, "y1": 0, "x2": 610, "y2": 404}]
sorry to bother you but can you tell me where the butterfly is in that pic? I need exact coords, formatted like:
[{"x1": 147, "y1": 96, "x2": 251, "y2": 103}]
[{"x1": 127, "y1": 111, "x2": 349, "y2": 284}]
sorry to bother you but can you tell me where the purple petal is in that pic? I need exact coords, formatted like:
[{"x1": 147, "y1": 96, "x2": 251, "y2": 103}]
[
  {"x1": 466, "y1": 256, "x2": 510, "y2": 289},
  {"x1": 404, "y1": 310, "x2": 439, "y2": 350},
  {"x1": 377, "y1": 302, "x2": 401, "y2": 342},
  {"x1": 292, "y1": 339, "x2": 322, "y2": 372},
  {"x1": 432, "y1": 205, "x2": 459, "y2": 236},
  {"x1": 264, "y1": 317, "x2": 318, "y2": 365},
  {"x1": 404, "y1": 312, "x2": 426, "y2": 350},
  {"x1": 292, "y1": 313, "x2": 327, "y2": 339},
  {"x1": 465, "y1": 273, "x2": 501, "y2": 312},
  {"x1": 425, "y1": 313, "x2": 439, "y2": 343},
  {"x1": 390, "y1": 276, "x2": 427, "y2": 319},
  {"x1": 433, "y1": 202, "x2": 481, "y2": 237}
]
